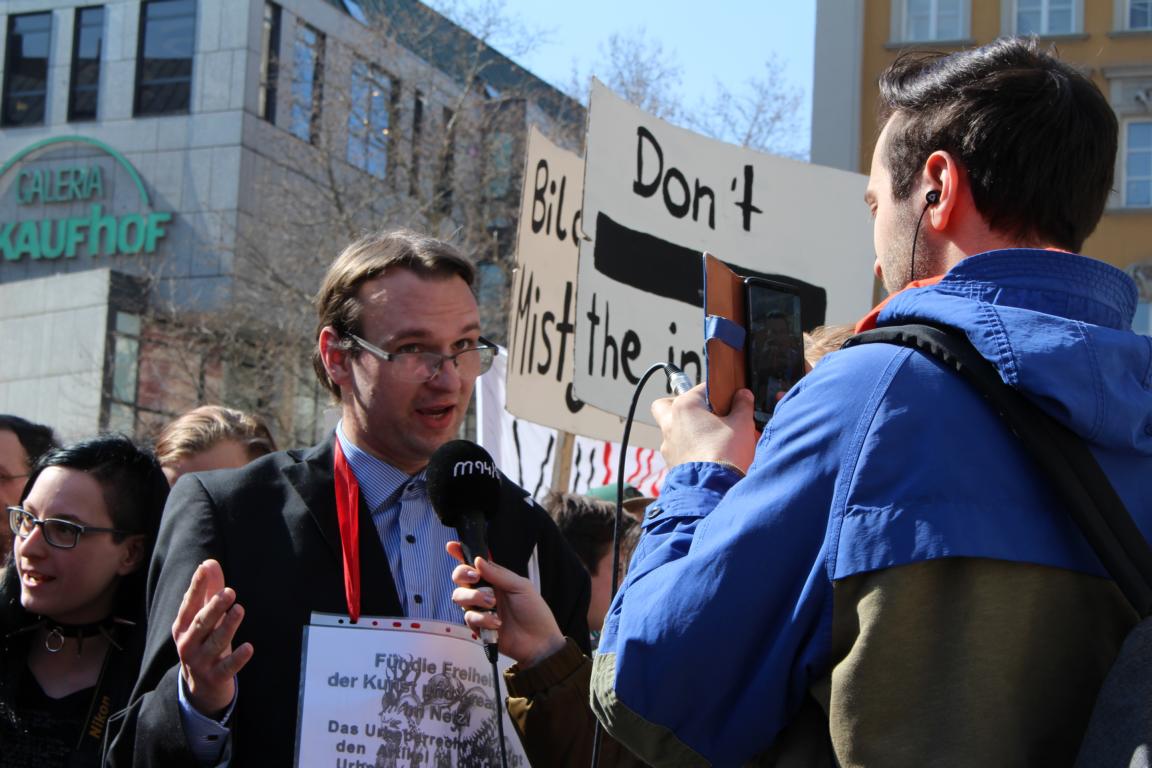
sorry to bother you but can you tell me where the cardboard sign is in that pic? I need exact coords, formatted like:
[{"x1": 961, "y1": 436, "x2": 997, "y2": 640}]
[
  {"x1": 508, "y1": 127, "x2": 661, "y2": 448},
  {"x1": 478, "y1": 346, "x2": 667, "y2": 499},
  {"x1": 295, "y1": 614, "x2": 528, "y2": 767},
  {"x1": 574, "y1": 81, "x2": 875, "y2": 420}
]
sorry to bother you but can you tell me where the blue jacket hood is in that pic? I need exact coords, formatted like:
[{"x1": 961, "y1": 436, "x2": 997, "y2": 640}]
[{"x1": 879, "y1": 249, "x2": 1152, "y2": 454}]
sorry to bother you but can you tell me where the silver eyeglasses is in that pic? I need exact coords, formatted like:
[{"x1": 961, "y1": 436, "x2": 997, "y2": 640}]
[
  {"x1": 8, "y1": 506, "x2": 133, "y2": 550},
  {"x1": 347, "y1": 334, "x2": 499, "y2": 383}
]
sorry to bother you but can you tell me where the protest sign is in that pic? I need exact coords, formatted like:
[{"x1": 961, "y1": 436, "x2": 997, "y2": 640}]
[
  {"x1": 296, "y1": 614, "x2": 528, "y2": 767},
  {"x1": 478, "y1": 347, "x2": 666, "y2": 500},
  {"x1": 508, "y1": 127, "x2": 661, "y2": 448},
  {"x1": 575, "y1": 80, "x2": 875, "y2": 420}
]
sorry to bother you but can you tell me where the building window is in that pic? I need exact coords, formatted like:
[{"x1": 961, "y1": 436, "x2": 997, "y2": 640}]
[
  {"x1": 475, "y1": 262, "x2": 506, "y2": 312},
  {"x1": 410, "y1": 90, "x2": 424, "y2": 196},
  {"x1": 258, "y1": 2, "x2": 281, "y2": 124},
  {"x1": 435, "y1": 107, "x2": 456, "y2": 214},
  {"x1": 1128, "y1": 0, "x2": 1152, "y2": 30},
  {"x1": 290, "y1": 23, "x2": 324, "y2": 143},
  {"x1": 895, "y1": 0, "x2": 966, "y2": 42},
  {"x1": 134, "y1": 0, "x2": 196, "y2": 116},
  {"x1": 346, "y1": 60, "x2": 395, "y2": 178},
  {"x1": 341, "y1": 0, "x2": 369, "y2": 25},
  {"x1": 1131, "y1": 265, "x2": 1152, "y2": 335},
  {"x1": 69, "y1": 6, "x2": 104, "y2": 122},
  {"x1": 486, "y1": 131, "x2": 515, "y2": 200},
  {"x1": 107, "y1": 311, "x2": 142, "y2": 434},
  {"x1": 2, "y1": 12, "x2": 53, "y2": 127},
  {"x1": 1126, "y1": 120, "x2": 1152, "y2": 207},
  {"x1": 1014, "y1": 0, "x2": 1078, "y2": 35},
  {"x1": 1136, "y1": 300, "x2": 1152, "y2": 333}
]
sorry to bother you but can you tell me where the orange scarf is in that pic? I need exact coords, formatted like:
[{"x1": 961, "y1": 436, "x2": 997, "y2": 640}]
[{"x1": 854, "y1": 275, "x2": 945, "y2": 333}]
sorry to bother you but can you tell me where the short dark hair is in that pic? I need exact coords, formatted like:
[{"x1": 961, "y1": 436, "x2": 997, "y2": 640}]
[
  {"x1": 312, "y1": 229, "x2": 476, "y2": 400},
  {"x1": 17, "y1": 434, "x2": 169, "y2": 622},
  {"x1": 0, "y1": 415, "x2": 58, "y2": 468},
  {"x1": 878, "y1": 37, "x2": 1117, "y2": 252},
  {"x1": 543, "y1": 491, "x2": 638, "y2": 575},
  {"x1": 26, "y1": 434, "x2": 169, "y2": 540}
]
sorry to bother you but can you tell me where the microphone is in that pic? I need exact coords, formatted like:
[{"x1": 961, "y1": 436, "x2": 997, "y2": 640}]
[{"x1": 426, "y1": 439, "x2": 502, "y2": 659}]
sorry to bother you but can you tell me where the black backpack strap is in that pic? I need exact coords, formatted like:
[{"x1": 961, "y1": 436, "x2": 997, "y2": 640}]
[{"x1": 844, "y1": 323, "x2": 1152, "y2": 617}]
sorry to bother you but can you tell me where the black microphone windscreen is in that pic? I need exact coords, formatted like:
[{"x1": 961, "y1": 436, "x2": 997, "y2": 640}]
[{"x1": 425, "y1": 440, "x2": 502, "y2": 528}]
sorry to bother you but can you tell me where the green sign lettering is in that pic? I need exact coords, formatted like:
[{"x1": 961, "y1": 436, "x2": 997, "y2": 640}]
[
  {"x1": 16, "y1": 165, "x2": 105, "y2": 205},
  {"x1": 0, "y1": 206, "x2": 173, "y2": 261},
  {"x1": 1, "y1": 136, "x2": 174, "y2": 263}
]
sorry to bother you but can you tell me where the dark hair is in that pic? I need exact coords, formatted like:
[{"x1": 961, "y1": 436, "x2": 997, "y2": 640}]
[
  {"x1": 312, "y1": 229, "x2": 476, "y2": 400},
  {"x1": 4, "y1": 435, "x2": 169, "y2": 629},
  {"x1": 543, "y1": 491, "x2": 638, "y2": 575},
  {"x1": 25, "y1": 434, "x2": 169, "y2": 542},
  {"x1": 0, "y1": 415, "x2": 58, "y2": 468},
  {"x1": 877, "y1": 37, "x2": 1117, "y2": 252}
]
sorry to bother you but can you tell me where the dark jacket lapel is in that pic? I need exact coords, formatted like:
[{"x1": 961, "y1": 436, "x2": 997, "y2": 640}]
[{"x1": 281, "y1": 434, "x2": 402, "y2": 617}]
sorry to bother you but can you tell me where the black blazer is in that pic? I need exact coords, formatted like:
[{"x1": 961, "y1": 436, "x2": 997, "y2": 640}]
[{"x1": 108, "y1": 435, "x2": 590, "y2": 767}]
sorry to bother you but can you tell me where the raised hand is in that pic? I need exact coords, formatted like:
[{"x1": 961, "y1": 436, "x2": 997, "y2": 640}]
[{"x1": 172, "y1": 559, "x2": 254, "y2": 717}]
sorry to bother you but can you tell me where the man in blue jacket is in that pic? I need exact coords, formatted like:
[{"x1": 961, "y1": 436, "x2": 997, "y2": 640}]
[{"x1": 591, "y1": 38, "x2": 1152, "y2": 767}]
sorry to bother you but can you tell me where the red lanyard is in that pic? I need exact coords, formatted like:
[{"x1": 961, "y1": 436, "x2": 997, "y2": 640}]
[{"x1": 333, "y1": 439, "x2": 361, "y2": 623}]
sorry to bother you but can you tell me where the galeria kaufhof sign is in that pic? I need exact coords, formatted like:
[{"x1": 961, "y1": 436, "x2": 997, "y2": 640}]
[{"x1": 0, "y1": 136, "x2": 173, "y2": 262}]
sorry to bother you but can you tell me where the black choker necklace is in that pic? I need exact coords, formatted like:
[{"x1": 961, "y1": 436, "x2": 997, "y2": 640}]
[
  {"x1": 38, "y1": 617, "x2": 133, "y2": 654},
  {"x1": 43, "y1": 619, "x2": 105, "y2": 654}
]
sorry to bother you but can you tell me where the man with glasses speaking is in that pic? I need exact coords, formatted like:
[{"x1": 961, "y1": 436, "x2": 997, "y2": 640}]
[{"x1": 110, "y1": 230, "x2": 590, "y2": 767}]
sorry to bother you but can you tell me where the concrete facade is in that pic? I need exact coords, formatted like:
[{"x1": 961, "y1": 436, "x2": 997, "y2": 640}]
[
  {"x1": 0, "y1": 269, "x2": 145, "y2": 440},
  {"x1": 0, "y1": 0, "x2": 581, "y2": 443}
]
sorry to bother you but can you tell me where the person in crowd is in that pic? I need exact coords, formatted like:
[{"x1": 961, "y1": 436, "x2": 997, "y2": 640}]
[
  {"x1": 585, "y1": 482, "x2": 655, "y2": 522},
  {"x1": 591, "y1": 38, "x2": 1152, "y2": 765},
  {"x1": 802, "y1": 324, "x2": 856, "y2": 371},
  {"x1": 154, "y1": 406, "x2": 276, "y2": 486},
  {"x1": 542, "y1": 490, "x2": 639, "y2": 644},
  {"x1": 0, "y1": 435, "x2": 168, "y2": 767},
  {"x1": 0, "y1": 415, "x2": 58, "y2": 560},
  {"x1": 109, "y1": 229, "x2": 589, "y2": 767}
]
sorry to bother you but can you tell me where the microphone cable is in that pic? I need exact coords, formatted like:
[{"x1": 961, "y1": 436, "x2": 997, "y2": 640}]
[
  {"x1": 591, "y1": 361, "x2": 693, "y2": 767},
  {"x1": 488, "y1": 648, "x2": 509, "y2": 768}
]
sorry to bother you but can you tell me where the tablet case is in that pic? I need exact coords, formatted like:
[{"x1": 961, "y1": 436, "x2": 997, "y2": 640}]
[{"x1": 703, "y1": 252, "x2": 748, "y2": 416}]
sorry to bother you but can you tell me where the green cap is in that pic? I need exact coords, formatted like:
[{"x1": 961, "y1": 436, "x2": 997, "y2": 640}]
[{"x1": 587, "y1": 483, "x2": 643, "y2": 502}]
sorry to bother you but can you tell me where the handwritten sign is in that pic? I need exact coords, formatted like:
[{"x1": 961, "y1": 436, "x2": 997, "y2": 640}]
[
  {"x1": 295, "y1": 614, "x2": 528, "y2": 768},
  {"x1": 575, "y1": 80, "x2": 875, "y2": 420},
  {"x1": 508, "y1": 127, "x2": 661, "y2": 448},
  {"x1": 478, "y1": 348, "x2": 667, "y2": 499}
]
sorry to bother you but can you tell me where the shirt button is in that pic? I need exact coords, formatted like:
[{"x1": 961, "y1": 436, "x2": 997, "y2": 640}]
[
  {"x1": 646, "y1": 506, "x2": 660, "y2": 519},
  {"x1": 413, "y1": 594, "x2": 423, "y2": 604},
  {"x1": 405, "y1": 534, "x2": 416, "y2": 543}
]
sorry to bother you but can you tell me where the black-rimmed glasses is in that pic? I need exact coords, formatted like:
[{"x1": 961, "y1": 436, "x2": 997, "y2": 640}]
[
  {"x1": 7, "y1": 506, "x2": 133, "y2": 550},
  {"x1": 348, "y1": 335, "x2": 499, "y2": 383}
]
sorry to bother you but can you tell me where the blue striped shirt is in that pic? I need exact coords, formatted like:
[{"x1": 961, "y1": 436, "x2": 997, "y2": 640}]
[{"x1": 335, "y1": 423, "x2": 462, "y2": 624}]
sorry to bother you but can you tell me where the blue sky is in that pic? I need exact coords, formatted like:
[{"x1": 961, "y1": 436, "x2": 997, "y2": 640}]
[{"x1": 431, "y1": 1, "x2": 818, "y2": 154}]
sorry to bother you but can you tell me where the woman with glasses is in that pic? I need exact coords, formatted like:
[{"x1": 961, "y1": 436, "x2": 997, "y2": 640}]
[{"x1": 0, "y1": 434, "x2": 168, "y2": 767}]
